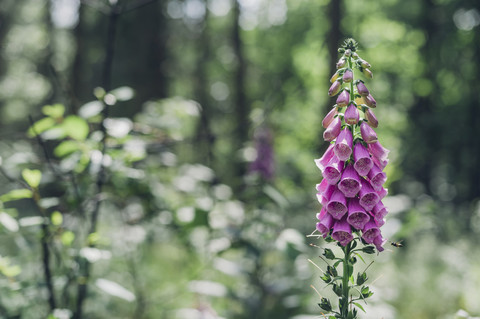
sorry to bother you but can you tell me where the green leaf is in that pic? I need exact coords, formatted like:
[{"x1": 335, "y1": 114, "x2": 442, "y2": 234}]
[
  {"x1": 361, "y1": 246, "x2": 376, "y2": 254},
  {"x1": 63, "y1": 115, "x2": 89, "y2": 141},
  {"x1": 353, "y1": 302, "x2": 366, "y2": 313},
  {"x1": 61, "y1": 231, "x2": 75, "y2": 246},
  {"x1": 54, "y1": 140, "x2": 79, "y2": 157},
  {"x1": 22, "y1": 169, "x2": 42, "y2": 188},
  {"x1": 78, "y1": 101, "x2": 104, "y2": 119},
  {"x1": 42, "y1": 104, "x2": 65, "y2": 119},
  {"x1": 0, "y1": 189, "x2": 33, "y2": 202},
  {"x1": 0, "y1": 212, "x2": 19, "y2": 232},
  {"x1": 51, "y1": 211, "x2": 63, "y2": 226},
  {"x1": 109, "y1": 86, "x2": 135, "y2": 101},
  {"x1": 323, "y1": 248, "x2": 336, "y2": 260},
  {"x1": 27, "y1": 117, "x2": 56, "y2": 137}
]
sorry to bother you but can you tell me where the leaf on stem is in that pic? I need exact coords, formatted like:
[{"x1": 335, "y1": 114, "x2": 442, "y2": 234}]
[{"x1": 22, "y1": 169, "x2": 42, "y2": 189}]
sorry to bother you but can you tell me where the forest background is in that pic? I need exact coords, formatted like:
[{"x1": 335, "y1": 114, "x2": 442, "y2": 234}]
[{"x1": 0, "y1": 0, "x2": 479, "y2": 318}]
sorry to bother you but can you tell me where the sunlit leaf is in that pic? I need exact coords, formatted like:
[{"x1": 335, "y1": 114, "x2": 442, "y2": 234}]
[
  {"x1": 61, "y1": 231, "x2": 75, "y2": 246},
  {"x1": 104, "y1": 118, "x2": 133, "y2": 138},
  {"x1": 51, "y1": 211, "x2": 63, "y2": 226},
  {"x1": 95, "y1": 278, "x2": 135, "y2": 301},
  {"x1": 0, "y1": 189, "x2": 33, "y2": 202},
  {"x1": 78, "y1": 101, "x2": 104, "y2": 119},
  {"x1": 54, "y1": 140, "x2": 79, "y2": 157},
  {"x1": 63, "y1": 115, "x2": 89, "y2": 141},
  {"x1": 27, "y1": 117, "x2": 56, "y2": 137},
  {"x1": 21, "y1": 169, "x2": 42, "y2": 188},
  {"x1": 42, "y1": 104, "x2": 65, "y2": 119},
  {"x1": 0, "y1": 212, "x2": 19, "y2": 232},
  {"x1": 353, "y1": 302, "x2": 366, "y2": 313},
  {"x1": 109, "y1": 86, "x2": 134, "y2": 101}
]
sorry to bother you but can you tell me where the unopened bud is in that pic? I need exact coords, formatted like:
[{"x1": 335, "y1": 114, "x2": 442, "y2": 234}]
[
  {"x1": 344, "y1": 49, "x2": 352, "y2": 57},
  {"x1": 336, "y1": 89, "x2": 350, "y2": 107},
  {"x1": 344, "y1": 103, "x2": 359, "y2": 125},
  {"x1": 364, "y1": 109, "x2": 378, "y2": 128},
  {"x1": 323, "y1": 117, "x2": 342, "y2": 142},
  {"x1": 342, "y1": 69, "x2": 353, "y2": 83},
  {"x1": 360, "y1": 122, "x2": 378, "y2": 144},
  {"x1": 356, "y1": 81, "x2": 369, "y2": 96},
  {"x1": 336, "y1": 58, "x2": 346, "y2": 69},
  {"x1": 322, "y1": 107, "x2": 338, "y2": 128},
  {"x1": 364, "y1": 94, "x2": 377, "y2": 108},
  {"x1": 328, "y1": 80, "x2": 341, "y2": 96},
  {"x1": 359, "y1": 59, "x2": 371, "y2": 68},
  {"x1": 363, "y1": 68, "x2": 373, "y2": 78},
  {"x1": 330, "y1": 71, "x2": 340, "y2": 83}
]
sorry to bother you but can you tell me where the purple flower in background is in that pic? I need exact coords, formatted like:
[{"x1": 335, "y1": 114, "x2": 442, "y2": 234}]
[
  {"x1": 334, "y1": 128, "x2": 353, "y2": 161},
  {"x1": 249, "y1": 127, "x2": 274, "y2": 180},
  {"x1": 353, "y1": 143, "x2": 373, "y2": 176},
  {"x1": 332, "y1": 218, "x2": 354, "y2": 246}
]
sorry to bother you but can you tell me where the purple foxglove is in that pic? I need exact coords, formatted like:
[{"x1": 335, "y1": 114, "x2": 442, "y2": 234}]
[
  {"x1": 372, "y1": 156, "x2": 388, "y2": 171},
  {"x1": 336, "y1": 57, "x2": 346, "y2": 69},
  {"x1": 328, "y1": 80, "x2": 341, "y2": 97},
  {"x1": 372, "y1": 201, "x2": 388, "y2": 221},
  {"x1": 316, "y1": 180, "x2": 336, "y2": 206},
  {"x1": 364, "y1": 94, "x2": 377, "y2": 108},
  {"x1": 336, "y1": 89, "x2": 350, "y2": 107},
  {"x1": 326, "y1": 188, "x2": 348, "y2": 220},
  {"x1": 316, "y1": 207, "x2": 327, "y2": 220},
  {"x1": 363, "y1": 68, "x2": 373, "y2": 78},
  {"x1": 376, "y1": 187, "x2": 388, "y2": 200},
  {"x1": 359, "y1": 179, "x2": 380, "y2": 211},
  {"x1": 323, "y1": 156, "x2": 344, "y2": 185},
  {"x1": 314, "y1": 144, "x2": 335, "y2": 171},
  {"x1": 373, "y1": 234, "x2": 386, "y2": 252},
  {"x1": 367, "y1": 141, "x2": 390, "y2": 162},
  {"x1": 347, "y1": 198, "x2": 370, "y2": 230},
  {"x1": 344, "y1": 103, "x2": 359, "y2": 125},
  {"x1": 367, "y1": 164, "x2": 387, "y2": 191},
  {"x1": 353, "y1": 143, "x2": 373, "y2": 176},
  {"x1": 362, "y1": 218, "x2": 380, "y2": 244},
  {"x1": 356, "y1": 81, "x2": 369, "y2": 96},
  {"x1": 338, "y1": 164, "x2": 362, "y2": 198},
  {"x1": 359, "y1": 59, "x2": 371, "y2": 69},
  {"x1": 316, "y1": 208, "x2": 334, "y2": 238},
  {"x1": 364, "y1": 108, "x2": 378, "y2": 128},
  {"x1": 342, "y1": 69, "x2": 353, "y2": 83},
  {"x1": 360, "y1": 122, "x2": 378, "y2": 144},
  {"x1": 322, "y1": 107, "x2": 338, "y2": 128},
  {"x1": 334, "y1": 128, "x2": 353, "y2": 161},
  {"x1": 375, "y1": 218, "x2": 385, "y2": 227},
  {"x1": 332, "y1": 218, "x2": 354, "y2": 246},
  {"x1": 323, "y1": 117, "x2": 342, "y2": 142}
]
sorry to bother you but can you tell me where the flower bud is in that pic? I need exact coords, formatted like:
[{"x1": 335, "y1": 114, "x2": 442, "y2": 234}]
[
  {"x1": 359, "y1": 59, "x2": 371, "y2": 68},
  {"x1": 336, "y1": 58, "x2": 346, "y2": 69},
  {"x1": 328, "y1": 80, "x2": 341, "y2": 96},
  {"x1": 356, "y1": 81, "x2": 369, "y2": 96},
  {"x1": 364, "y1": 94, "x2": 377, "y2": 108},
  {"x1": 336, "y1": 89, "x2": 350, "y2": 107},
  {"x1": 352, "y1": 52, "x2": 359, "y2": 58},
  {"x1": 360, "y1": 122, "x2": 378, "y2": 144},
  {"x1": 363, "y1": 68, "x2": 373, "y2": 78},
  {"x1": 344, "y1": 49, "x2": 352, "y2": 57},
  {"x1": 330, "y1": 71, "x2": 340, "y2": 83},
  {"x1": 342, "y1": 69, "x2": 353, "y2": 83},
  {"x1": 364, "y1": 108, "x2": 378, "y2": 128},
  {"x1": 323, "y1": 117, "x2": 342, "y2": 142},
  {"x1": 322, "y1": 107, "x2": 338, "y2": 128},
  {"x1": 344, "y1": 103, "x2": 359, "y2": 125}
]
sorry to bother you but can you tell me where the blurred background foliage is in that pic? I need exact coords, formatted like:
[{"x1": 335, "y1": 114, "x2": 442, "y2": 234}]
[{"x1": 0, "y1": 0, "x2": 479, "y2": 318}]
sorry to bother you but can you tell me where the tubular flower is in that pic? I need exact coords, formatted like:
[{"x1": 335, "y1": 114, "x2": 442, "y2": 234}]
[
  {"x1": 322, "y1": 107, "x2": 338, "y2": 128},
  {"x1": 344, "y1": 103, "x2": 359, "y2": 125},
  {"x1": 334, "y1": 128, "x2": 353, "y2": 161},
  {"x1": 315, "y1": 39, "x2": 391, "y2": 252}
]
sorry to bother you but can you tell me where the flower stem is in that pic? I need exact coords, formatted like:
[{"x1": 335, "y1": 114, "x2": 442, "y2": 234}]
[
  {"x1": 347, "y1": 56, "x2": 356, "y2": 137},
  {"x1": 341, "y1": 241, "x2": 352, "y2": 318}
]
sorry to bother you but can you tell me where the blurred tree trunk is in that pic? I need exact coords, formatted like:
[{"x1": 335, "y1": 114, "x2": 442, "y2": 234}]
[
  {"x1": 194, "y1": 0, "x2": 215, "y2": 166},
  {"x1": 232, "y1": 0, "x2": 248, "y2": 183}
]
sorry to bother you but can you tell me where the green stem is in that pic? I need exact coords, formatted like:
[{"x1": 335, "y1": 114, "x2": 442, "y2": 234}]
[
  {"x1": 347, "y1": 56, "x2": 357, "y2": 137},
  {"x1": 340, "y1": 241, "x2": 352, "y2": 318}
]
